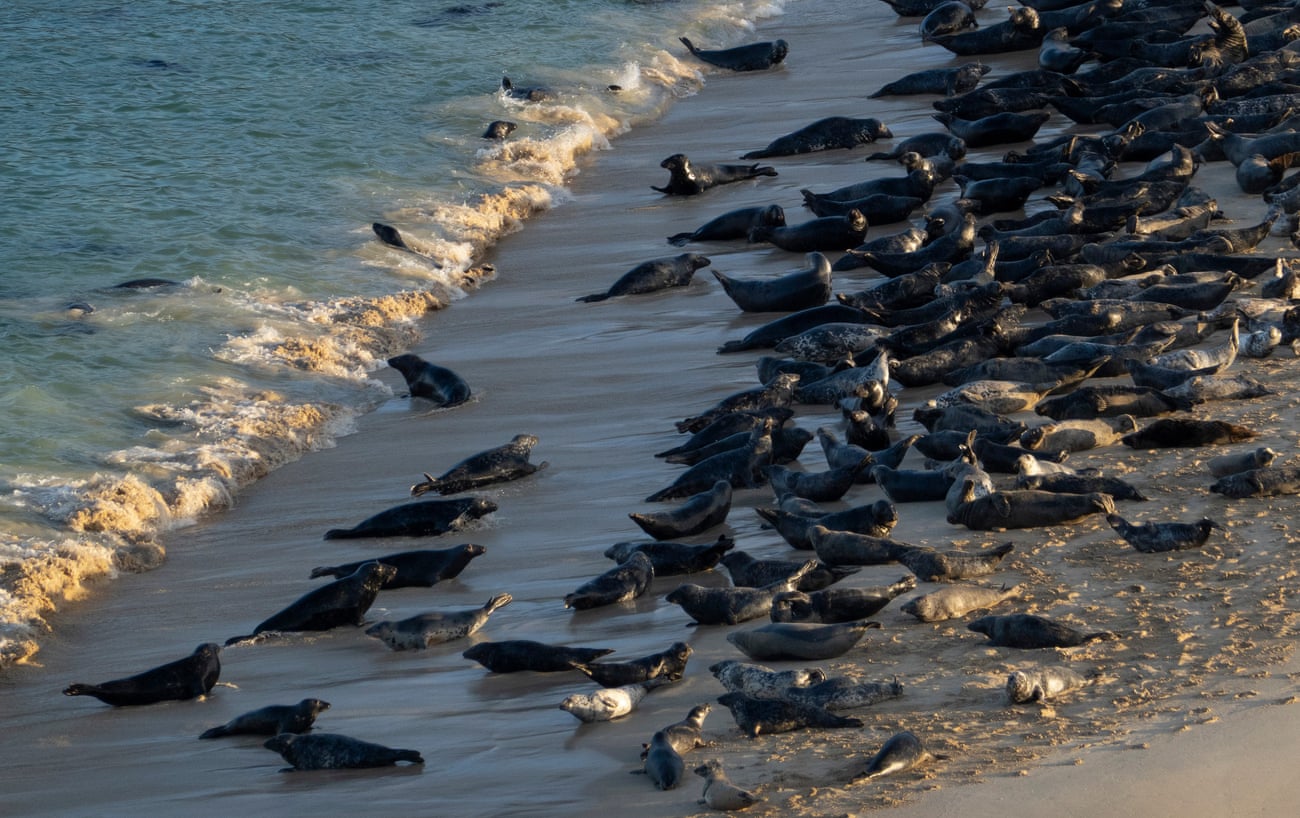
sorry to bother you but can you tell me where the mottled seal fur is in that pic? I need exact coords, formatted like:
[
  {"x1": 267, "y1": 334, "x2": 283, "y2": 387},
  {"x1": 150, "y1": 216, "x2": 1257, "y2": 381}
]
[
  {"x1": 572, "y1": 641, "x2": 693, "y2": 687},
  {"x1": 892, "y1": 541, "x2": 1015, "y2": 581},
  {"x1": 577, "y1": 253, "x2": 711, "y2": 302},
  {"x1": 1210, "y1": 466, "x2": 1300, "y2": 499},
  {"x1": 386, "y1": 353, "x2": 471, "y2": 407},
  {"x1": 365, "y1": 593, "x2": 512, "y2": 650},
  {"x1": 200, "y1": 699, "x2": 330, "y2": 739},
  {"x1": 560, "y1": 679, "x2": 671, "y2": 723},
  {"x1": 1006, "y1": 667, "x2": 1089, "y2": 704},
  {"x1": 709, "y1": 659, "x2": 827, "y2": 698},
  {"x1": 715, "y1": 691, "x2": 863, "y2": 737},
  {"x1": 967, "y1": 613, "x2": 1114, "y2": 648},
  {"x1": 410, "y1": 434, "x2": 546, "y2": 495},
  {"x1": 225, "y1": 562, "x2": 397, "y2": 645},
  {"x1": 1206, "y1": 447, "x2": 1277, "y2": 478},
  {"x1": 564, "y1": 551, "x2": 654, "y2": 610},
  {"x1": 264, "y1": 733, "x2": 423, "y2": 770},
  {"x1": 901, "y1": 583, "x2": 1021, "y2": 622},
  {"x1": 461, "y1": 640, "x2": 615, "y2": 673},
  {"x1": 64, "y1": 643, "x2": 222, "y2": 707}
]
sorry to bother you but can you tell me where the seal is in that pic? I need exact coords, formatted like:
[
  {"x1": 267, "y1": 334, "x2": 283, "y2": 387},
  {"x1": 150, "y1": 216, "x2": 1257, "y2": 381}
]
[
  {"x1": 756, "y1": 500, "x2": 899, "y2": 551},
  {"x1": 576, "y1": 253, "x2": 712, "y2": 302},
  {"x1": 870, "y1": 62, "x2": 990, "y2": 98},
  {"x1": 677, "y1": 374, "x2": 800, "y2": 433},
  {"x1": 920, "y1": 1, "x2": 978, "y2": 41},
  {"x1": 808, "y1": 525, "x2": 910, "y2": 567},
  {"x1": 571, "y1": 641, "x2": 693, "y2": 687},
  {"x1": 1207, "y1": 447, "x2": 1278, "y2": 478},
  {"x1": 726, "y1": 620, "x2": 880, "y2": 661},
  {"x1": 666, "y1": 562, "x2": 816, "y2": 626},
  {"x1": 722, "y1": 551, "x2": 858, "y2": 592},
  {"x1": 741, "y1": 117, "x2": 893, "y2": 159},
  {"x1": 929, "y1": 5, "x2": 1043, "y2": 56},
  {"x1": 386, "y1": 353, "x2": 471, "y2": 407},
  {"x1": 668, "y1": 204, "x2": 786, "y2": 246},
  {"x1": 695, "y1": 759, "x2": 763, "y2": 811},
  {"x1": 658, "y1": 407, "x2": 794, "y2": 459},
  {"x1": 1033, "y1": 386, "x2": 1192, "y2": 422},
  {"x1": 1106, "y1": 514, "x2": 1223, "y2": 553},
  {"x1": 653, "y1": 154, "x2": 777, "y2": 196},
  {"x1": 410, "y1": 434, "x2": 546, "y2": 496},
  {"x1": 64, "y1": 643, "x2": 221, "y2": 707},
  {"x1": 462, "y1": 640, "x2": 615, "y2": 673},
  {"x1": 947, "y1": 477, "x2": 1114, "y2": 531},
  {"x1": 309, "y1": 543, "x2": 486, "y2": 589},
  {"x1": 709, "y1": 660, "x2": 827, "y2": 698},
  {"x1": 713, "y1": 252, "x2": 832, "y2": 313},
  {"x1": 564, "y1": 551, "x2": 654, "y2": 610},
  {"x1": 645, "y1": 423, "x2": 774, "y2": 502},
  {"x1": 324, "y1": 496, "x2": 498, "y2": 539},
  {"x1": 226, "y1": 562, "x2": 397, "y2": 645},
  {"x1": 770, "y1": 576, "x2": 916, "y2": 623},
  {"x1": 560, "y1": 679, "x2": 673, "y2": 723},
  {"x1": 604, "y1": 534, "x2": 736, "y2": 575},
  {"x1": 967, "y1": 613, "x2": 1114, "y2": 648},
  {"x1": 901, "y1": 583, "x2": 1021, "y2": 622},
  {"x1": 629, "y1": 480, "x2": 733, "y2": 540},
  {"x1": 870, "y1": 465, "x2": 951, "y2": 503},
  {"x1": 852, "y1": 731, "x2": 948, "y2": 782},
  {"x1": 1019, "y1": 415, "x2": 1138, "y2": 455},
  {"x1": 748, "y1": 209, "x2": 869, "y2": 253},
  {"x1": 500, "y1": 76, "x2": 553, "y2": 101},
  {"x1": 482, "y1": 120, "x2": 516, "y2": 140},
  {"x1": 892, "y1": 541, "x2": 1015, "y2": 581},
  {"x1": 200, "y1": 699, "x2": 330, "y2": 739},
  {"x1": 767, "y1": 461, "x2": 870, "y2": 503},
  {"x1": 655, "y1": 704, "x2": 713, "y2": 755},
  {"x1": 933, "y1": 110, "x2": 1053, "y2": 148},
  {"x1": 365, "y1": 593, "x2": 513, "y2": 650},
  {"x1": 264, "y1": 732, "x2": 423, "y2": 770},
  {"x1": 1121, "y1": 419, "x2": 1256, "y2": 449},
  {"x1": 1211, "y1": 465, "x2": 1300, "y2": 499},
  {"x1": 717, "y1": 302, "x2": 873, "y2": 354},
  {"x1": 1016, "y1": 472, "x2": 1148, "y2": 502},
  {"x1": 1006, "y1": 666, "x2": 1089, "y2": 704},
  {"x1": 641, "y1": 730, "x2": 686, "y2": 790},
  {"x1": 678, "y1": 37, "x2": 789, "y2": 72},
  {"x1": 715, "y1": 691, "x2": 864, "y2": 737},
  {"x1": 779, "y1": 675, "x2": 904, "y2": 710}
]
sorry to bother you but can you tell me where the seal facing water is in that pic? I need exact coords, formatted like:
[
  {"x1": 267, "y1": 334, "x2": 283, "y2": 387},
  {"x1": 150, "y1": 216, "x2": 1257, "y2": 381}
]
[
  {"x1": 387, "y1": 353, "x2": 471, "y2": 406},
  {"x1": 64, "y1": 643, "x2": 221, "y2": 707}
]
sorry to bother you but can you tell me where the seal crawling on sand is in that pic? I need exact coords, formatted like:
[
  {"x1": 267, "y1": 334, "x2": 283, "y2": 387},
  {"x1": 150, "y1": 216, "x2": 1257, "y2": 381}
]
[
  {"x1": 679, "y1": 37, "x2": 789, "y2": 71},
  {"x1": 264, "y1": 733, "x2": 423, "y2": 770},
  {"x1": 64, "y1": 643, "x2": 222, "y2": 707},
  {"x1": 653, "y1": 154, "x2": 777, "y2": 196}
]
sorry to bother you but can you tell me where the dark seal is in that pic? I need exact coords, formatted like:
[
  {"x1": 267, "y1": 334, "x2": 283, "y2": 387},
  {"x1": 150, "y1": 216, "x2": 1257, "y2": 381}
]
[
  {"x1": 200, "y1": 699, "x2": 330, "y2": 739},
  {"x1": 679, "y1": 37, "x2": 789, "y2": 71},
  {"x1": 576, "y1": 253, "x2": 712, "y2": 302},
  {"x1": 225, "y1": 562, "x2": 397, "y2": 645},
  {"x1": 264, "y1": 733, "x2": 423, "y2": 770},
  {"x1": 386, "y1": 353, "x2": 471, "y2": 406},
  {"x1": 64, "y1": 643, "x2": 222, "y2": 707}
]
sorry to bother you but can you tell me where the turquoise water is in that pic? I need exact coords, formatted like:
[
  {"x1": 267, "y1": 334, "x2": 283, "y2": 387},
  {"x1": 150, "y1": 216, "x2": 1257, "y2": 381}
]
[{"x1": 0, "y1": 0, "x2": 792, "y2": 663}]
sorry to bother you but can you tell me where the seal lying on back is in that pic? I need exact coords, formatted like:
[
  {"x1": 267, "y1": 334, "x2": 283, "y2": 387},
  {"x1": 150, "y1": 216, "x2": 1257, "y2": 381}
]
[
  {"x1": 726, "y1": 620, "x2": 879, "y2": 661},
  {"x1": 770, "y1": 576, "x2": 916, "y2": 623},
  {"x1": 1006, "y1": 667, "x2": 1089, "y2": 704},
  {"x1": 713, "y1": 252, "x2": 833, "y2": 313},
  {"x1": 967, "y1": 613, "x2": 1114, "y2": 648},
  {"x1": 64, "y1": 643, "x2": 222, "y2": 707},
  {"x1": 653, "y1": 154, "x2": 777, "y2": 196},
  {"x1": 226, "y1": 562, "x2": 397, "y2": 645},
  {"x1": 605, "y1": 534, "x2": 736, "y2": 575},
  {"x1": 678, "y1": 37, "x2": 789, "y2": 71},
  {"x1": 324, "y1": 496, "x2": 497, "y2": 539},
  {"x1": 365, "y1": 593, "x2": 513, "y2": 650},
  {"x1": 716, "y1": 691, "x2": 863, "y2": 737},
  {"x1": 564, "y1": 551, "x2": 654, "y2": 610},
  {"x1": 576, "y1": 253, "x2": 712, "y2": 302},
  {"x1": 309, "y1": 543, "x2": 486, "y2": 589},
  {"x1": 741, "y1": 117, "x2": 893, "y2": 159},
  {"x1": 200, "y1": 699, "x2": 330, "y2": 739},
  {"x1": 572, "y1": 641, "x2": 693, "y2": 687},
  {"x1": 668, "y1": 204, "x2": 785, "y2": 246},
  {"x1": 462, "y1": 640, "x2": 615, "y2": 673},
  {"x1": 853, "y1": 730, "x2": 947, "y2": 782},
  {"x1": 387, "y1": 353, "x2": 471, "y2": 406},
  {"x1": 264, "y1": 733, "x2": 423, "y2": 770},
  {"x1": 709, "y1": 660, "x2": 827, "y2": 698},
  {"x1": 1106, "y1": 514, "x2": 1223, "y2": 553},
  {"x1": 410, "y1": 434, "x2": 546, "y2": 496},
  {"x1": 561, "y1": 679, "x2": 672, "y2": 723}
]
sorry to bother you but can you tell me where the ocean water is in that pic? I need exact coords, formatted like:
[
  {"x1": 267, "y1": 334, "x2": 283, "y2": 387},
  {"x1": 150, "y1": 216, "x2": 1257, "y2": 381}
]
[{"x1": 0, "y1": 0, "x2": 791, "y2": 665}]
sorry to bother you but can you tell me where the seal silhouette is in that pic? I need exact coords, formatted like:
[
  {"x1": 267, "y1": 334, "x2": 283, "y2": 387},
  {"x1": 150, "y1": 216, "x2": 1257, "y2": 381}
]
[
  {"x1": 387, "y1": 353, "x2": 471, "y2": 407},
  {"x1": 410, "y1": 434, "x2": 547, "y2": 496},
  {"x1": 462, "y1": 640, "x2": 615, "y2": 673},
  {"x1": 709, "y1": 659, "x2": 827, "y2": 698},
  {"x1": 200, "y1": 699, "x2": 330, "y2": 739},
  {"x1": 225, "y1": 562, "x2": 396, "y2": 645},
  {"x1": 64, "y1": 643, "x2": 221, "y2": 707},
  {"x1": 324, "y1": 496, "x2": 497, "y2": 539},
  {"x1": 577, "y1": 253, "x2": 712, "y2": 302},
  {"x1": 309, "y1": 543, "x2": 486, "y2": 589},
  {"x1": 678, "y1": 37, "x2": 789, "y2": 71}
]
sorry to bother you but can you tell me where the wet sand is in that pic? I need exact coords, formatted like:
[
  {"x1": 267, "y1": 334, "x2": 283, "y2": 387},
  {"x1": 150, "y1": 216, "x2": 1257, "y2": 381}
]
[{"x1": 5, "y1": 1, "x2": 1300, "y2": 816}]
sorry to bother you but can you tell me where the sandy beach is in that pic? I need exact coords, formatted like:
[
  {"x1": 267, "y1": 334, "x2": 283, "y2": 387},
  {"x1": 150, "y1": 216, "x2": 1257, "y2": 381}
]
[{"x1": 5, "y1": 1, "x2": 1300, "y2": 815}]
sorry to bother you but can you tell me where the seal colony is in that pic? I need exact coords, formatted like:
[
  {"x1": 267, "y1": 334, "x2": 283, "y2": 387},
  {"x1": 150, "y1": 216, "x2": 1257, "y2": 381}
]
[{"x1": 25, "y1": 0, "x2": 1300, "y2": 815}]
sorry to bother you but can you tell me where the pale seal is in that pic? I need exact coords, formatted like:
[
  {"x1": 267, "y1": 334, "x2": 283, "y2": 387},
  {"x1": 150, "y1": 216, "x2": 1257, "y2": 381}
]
[
  {"x1": 1106, "y1": 514, "x2": 1223, "y2": 553},
  {"x1": 462, "y1": 640, "x2": 614, "y2": 673},
  {"x1": 200, "y1": 699, "x2": 330, "y2": 739},
  {"x1": 770, "y1": 576, "x2": 916, "y2": 623},
  {"x1": 560, "y1": 679, "x2": 673, "y2": 723},
  {"x1": 1206, "y1": 447, "x2": 1278, "y2": 478},
  {"x1": 695, "y1": 759, "x2": 763, "y2": 811},
  {"x1": 410, "y1": 434, "x2": 546, "y2": 496},
  {"x1": 901, "y1": 583, "x2": 1021, "y2": 622},
  {"x1": 365, "y1": 593, "x2": 512, "y2": 650},
  {"x1": 571, "y1": 641, "x2": 693, "y2": 687},
  {"x1": 715, "y1": 691, "x2": 863, "y2": 737},
  {"x1": 1006, "y1": 666, "x2": 1089, "y2": 704},
  {"x1": 324, "y1": 496, "x2": 497, "y2": 539},
  {"x1": 604, "y1": 534, "x2": 735, "y2": 576},
  {"x1": 708, "y1": 660, "x2": 827, "y2": 698},
  {"x1": 225, "y1": 563, "x2": 397, "y2": 645},
  {"x1": 653, "y1": 154, "x2": 777, "y2": 196},
  {"x1": 967, "y1": 613, "x2": 1114, "y2": 648},
  {"x1": 678, "y1": 37, "x2": 789, "y2": 72},
  {"x1": 576, "y1": 253, "x2": 711, "y2": 302},
  {"x1": 309, "y1": 543, "x2": 486, "y2": 589},
  {"x1": 853, "y1": 730, "x2": 948, "y2": 782},
  {"x1": 629, "y1": 480, "x2": 733, "y2": 540},
  {"x1": 64, "y1": 643, "x2": 221, "y2": 707},
  {"x1": 726, "y1": 620, "x2": 879, "y2": 661},
  {"x1": 264, "y1": 733, "x2": 423, "y2": 770},
  {"x1": 564, "y1": 551, "x2": 654, "y2": 610},
  {"x1": 386, "y1": 353, "x2": 471, "y2": 406}
]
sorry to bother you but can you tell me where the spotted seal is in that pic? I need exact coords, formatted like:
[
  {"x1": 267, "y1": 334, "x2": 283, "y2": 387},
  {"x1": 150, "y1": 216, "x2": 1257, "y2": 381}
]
[
  {"x1": 967, "y1": 613, "x2": 1114, "y2": 648},
  {"x1": 461, "y1": 640, "x2": 615, "y2": 673},
  {"x1": 656, "y1": 704, "x2": 713, "y2": 755},
  {"x1": 410, "y1": 435, "x2": 546, "y2": 496},
  {"x1": 64, "y1": 643, "x2": 222, "y2": 707},
  {"x1": 668, "y1": 204, "x2": 786, "y2": 246},
  {"x1": 709, "y1": 659, "x2": 826, "y2": 698},
  {"x1": 324, "y1": 496, "x2": 497, "y2": 539},
  {"x1": 200, "y1": 699, "x2": 330, "y2": 739},
  {"x1": 365, "y1": 593, "x2": 513, "y2": 650},
  {"x1": 571, "y1": 641, "x2": 693, "y2": 687},
  {"x1": 604, "y1": 534, "x2": 736, "y2": 575},
  {"x1": 853, "y1": 731, "x2": 948, "y2": 782},
  {"x1": 678, "y1": 37, "x2": 789, "y2": 72},
  {"x1": 576, "y1": 253, "x2": 712, "y2": 302},
  {"x1": 716, "y1": 691, "x2": 863, "y2": 737},
  {"x1": 264, "y1": 733, "x2": 423, "y2": 770},
  {"x1": 742, "y1": 117, "x2": 893, "y2": 159},
  {"x1": 1211, "y1": 465, "x2": 1300, "y2": 499},
  {"x1": 653, "y1": 154, "x2": 777, "y2": 196},
  {"x1": 1107, "y1": 514, "x2": 1223, "y2": 553},
  {"x1": 777, "y1": 675, "x2": 905, "y2": 711},
  {"x1": 564, "y1": 551, "x2": 654, "y2": 610},
  {"x1": 1006, "y1": 666, "x2": 1089, "y2": 704},
  {"x1": 726, "y1": 620, "x2": 879, "y2": 661},
  {"x1": 309, "y1": 543, "x2": 486, "y2": 589},
  {"x1": 560, "y1": 679, "x2": 672, "y2": 723},
  {"x1": 695, "y1": 759, "x2": 763, "y2": 811},
  {"x1": 713, "y1": 252, "x2": 832, "y2": 312},
  {"x1": 770, "y1": 576, "x2": 916, "y2": 623},
  {"x1": 225, "y1": 562, "x2": 397, "y2": 645},
  {"x1": 386, "y1": 353, "x2": 471, "y2": 407}
]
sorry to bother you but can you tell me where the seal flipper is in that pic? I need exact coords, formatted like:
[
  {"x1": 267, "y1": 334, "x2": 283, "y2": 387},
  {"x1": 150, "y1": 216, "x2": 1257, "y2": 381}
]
[
  {"x1": 576, "y1": 292, "x2": 613, "y2": 303},
  {"x1": 679, "y1": 36, "x2": 700, "y2": 56},
  {"x1": 667, "y1": 232, "x2": 693, "y2": 246}
]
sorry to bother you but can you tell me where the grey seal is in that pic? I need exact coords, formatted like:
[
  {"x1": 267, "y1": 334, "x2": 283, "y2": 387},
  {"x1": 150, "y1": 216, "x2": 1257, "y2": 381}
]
[
  {"x1": 668, "y1": 204, "x2": 785, "y2": 246},
  {"x1": 1121, "y1": 419, "x2": 1256, "y2": 449},
  {"x1": 853, "y1": 730, "x2": 948, "y2": 782},
  {"x1": 264, "y1": 733, "x2": 423, "y2": 770},
  {"x1": 947, "y1": 477, "x2": 1114, "y2": 531},
  {"x1": 481, "y1": 120, "x2": 516, "y2": 139},
  {"x1": 642, "y1": 730, "x2": 685, "y2": 790},
  {"x1": 666, "y1": 562, "x2": 815, "y2": 626},
  {"x1": 653, "y1": 153, "x2": 777, "y2": 196},
  {"x1": 967, "y1": 613, "x2": 1114, "y2": 648},
  {"x1": 1006, "y1": 666, "x2": 1089, "y2": 704},
  {"x1": 869, "y1": 63, "x2": 990, "y2": 98},
  {"x1": 324, "y1": 496, "x2": 497, "y2": 539},
  {"x1": 716, "y1": 691, "x2": 863, "y2": 737},
  {"x1": 1106, "y1": 514, "x2": 1223, "y2": 553},
  {"x1": 726, "y1": 621, "x2": 879, "y2": 661},
  {"x1": 676, "y1": 374, "x2": 799, "y2": 433},
  {"x1": 678, "y1": 37, "x2": 789, "y2": 72},
  {"x1": 1210, "y1": 465, "x2": 1300, "y2": 499},
  {"x1": 1016, "y1": 472, "x2": 1148, "y2": 502},
  {"x1": 64, "y1": 643, "x2": 221, "y2": 707},
  {"x1": 695, "y1": 759, "x2": 763, "y2": 811},
  {"x1": 742, "y1": 117, "x2": 893, "y2": 159},
  {"x1": 571, "y1": 641, "x2": 693, "y2": 687},
  {"x1": 629, "y1": 480, "x2": 733, "y2": 540},
  {"x1": 777, "y1": 675, "x2": 904, "y2": 710},
  {"x1": 1206, "y1": 447, "x2": 1278, "y2": 478},
  {"x1": 721, "y1": 550, "x2": 859, "y2": 592},
  {"x1": 200, "y1": 699, "x2": 330, "y2": 739},
  {"x1": 560, "y1": 679, "x2": 672, "y2": 723},
  {"x1": 933, "y1": 110, "x2": 1052, "y2": 148},
  {"x1": 499, "y1": 76, "x2": 552, "y2": 101},
  {"x1": 767, "y1": 461, "x2": 869, "y2": 503},
  {"x1": 604, "y1": 534, "x2": 736, "y2": 575},
  {"x1": 563, "y1": 551, "x2": 654, "y2": 610},
  {"x1": 644, "y1": 422, "x2": 773, "y2": 502},
  {"x1": 770, "y1": 576, "x2": 916, "y2": 623},
  {"x1": 309, "y1": 543, "x2": 486, "y2": 589},
  {"x1": 461, "y1": 640, "x2": 615, "y2": 673},
  {"x1": 577, "y1": 253, "x2": 711, "y2": 302},
  {"x1": 386, "y1": 353, "x2": 471, "y2": 406},
  {"x1": 365, "y1": 593, "x2": 513, "y2": 650},
  {"x1": 808, "y1": 525, "x2": 910, "y2": 567},
  {"x1": 656, "y1": 704, "x2": 713, "y2": 755},
  {"x1": 748, "y1": 209, "x2": 869, "y2": 253},
  {"x1": 410, "y1": 434, "x2": 546, "y2": 495},
  {"x1": 901, "y1": 582, "x2": 1021, "y2": 622},
  {"x1": 712, "y1": 252, "x2": 832, "y2": 312},
  {"x1": 225, "y1": 562, "x2": 397, "y2": 645},
  {"x1": 1020, "y1": 416, "x2": 1138, "y2": 455},
  {"x1": 892, "y1": 541, "x2": 1015, "y2": 582},
  {"x1": 709, "y1": 659, "x2": 827, "y2": 698}
]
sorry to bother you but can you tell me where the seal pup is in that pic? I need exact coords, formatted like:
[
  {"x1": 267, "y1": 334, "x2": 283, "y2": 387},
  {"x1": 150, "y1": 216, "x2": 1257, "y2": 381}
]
[
  {"x1": 386, "y1": 353, "x2": 470, "y2": 406},
  {"x1": 709, "y1": 660, "x2": 827, "y2": 698},
  {"x1": 901, "y1": 583, "x2": 1021, "y2": 622},
  {"x1": 715, "y1": 691, "x2": 864, "y2": 737},
  {"x1": 641, "y1": 730, "x2": 685, "y2": 790},
  {"x1": 309, "y1": 543, "x2": 486, "y2": 589},
  {"x1": 726, "y1": 620, "x2": 879, "y2": 661},
  {"x1": 695, "y1": 759, "x2": 763, "y2": 811},
  {"x1": 563, "y1": 551, "x2": 654, "y2": 610},
  {"x1": 653, "y1": 154, "x2": 777, "y2": 196},
  {"x1": 225, "y1": 563, "x2": 397, "y2": 645},
  {"x1": 741, "y1": 117, "x2": 893, "y2": 159},
  {"x1": 1106, "y1": 514, "x2": 1223, "y2": 553},
  {"x1": 572, "y1": 641, "x2": 693, "y2": 687},
  {"x1": 1207, "y1": 447, "x2": 1277, "y2": 478},
  {"x1": 200, "y1": 699, "x2": 330, "y2": 739},
  {"x1": 770, "y1": 576, "x2": 917, "y2": 623},
  {"x1": 560, "y1": 678, "x2": 673, "y2": 722},
  {"x1": 712, "y1": 252, "x2": 832, "y2": 313},
  {"x1": 462, "y1": 640, "x2": 615, "y2": 674},
  {"x1": 604, "y1": 534, "x2": 736, "y2": 576},
  {"x1": 853, "y1": 731, "x2": 948, "y2": 782},
  {"x1": 324, "y1": 496, "x2": 497, "y2": 539},
  {"x1": 64, "y1": 643, "x2": 221, "y2": 707},
  {"x1": 576, "y1": 253, "x2": 711, "y2": 302},
  {"x1": 629, "y1": 480, "x2": 732, "y2": 540},
  {"x1": 364, "y1": 593, "x2": 513, "y2": 650},
  {"x1": 1006, "y1": 666, "x2": 1089, "y2": 704},
  {"x1": 891, "y1": 542, "x2": 1015, "y2": 582},
  {"x1": 1211, "y1": 466, "x2": 1300, "y2": 499},
  {"x1": 967, "y1": 613, "x2": 1114, "y2": 649},
  {"x1": 665, "y1": 562, "x2": 815, "y2": 626},
  {"x1": 678, "y1": 37, "x2": 789, "y2": 72},
  {"x1": 668, "y1": 204, "x2": 785, "y2": 246},
  {"x1": 264, "y1": 733, "x2": 423, "y2": 770},
  {"x1": 410, "y1": 434, "x2": 546, "y2": 496}
]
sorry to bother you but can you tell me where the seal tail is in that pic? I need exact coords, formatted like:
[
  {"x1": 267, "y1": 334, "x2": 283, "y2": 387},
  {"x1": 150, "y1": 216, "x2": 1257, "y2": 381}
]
[
  {"x1": 575, "y1": 292, "x2": 612, "y2": 303},
  {"x1": 483, "y1": 593, "x2": 514, "y2": 614},
  {"x1": 198, "y1": 725, "x2": 231, "y2": 740},
  {"x1": 717, "y1": 339, "x2": 751, "y2": 354},
  {"x1": 741, "y1": 149, "x2": 772, "y2": 160},
  {"x1": 323, "y1": 528, "x2": 358, "y2": 540},
  {"x1": 63, "y1": 683, "x2": 95, "y2": 697},
  {"x1": 308, "y1": 566, "x2": 341, "y2": 580},
  {"x1": 409, "y1": 473, "x2": 442, "y2": 497},
  {"x1": 395, "y1": 750, "x2": 424, "y2": 765},
  {"x1": 667, "y1": 232, "x2": 693, "y2": 246},
  {"x1": 750, "y1": 163, "x2": 778, "y2": 178}
]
